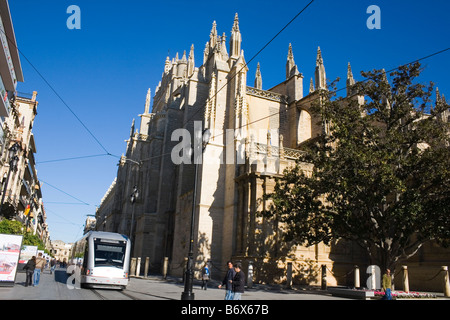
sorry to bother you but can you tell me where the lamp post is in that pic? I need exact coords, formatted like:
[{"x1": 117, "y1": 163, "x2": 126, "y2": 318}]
[
  {"x1": 181, "y1": 128, "x2": 211, "y2": 301},
  {"x1": 0, "y1": 143, "x2": 21, "y2": 216},
  {"x1": 129, "y1": 185, "x2": 139, "y2": 252}
]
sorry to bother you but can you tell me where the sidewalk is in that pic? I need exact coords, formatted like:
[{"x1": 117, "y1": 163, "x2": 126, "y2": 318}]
[
  {"x1": 0, "y1": 269, "x2": 346, "y2": 300},
  {"x1": 127, "y1": 274, "x2": 347, "y2": 300},
  {"x1": 1, "y1": 268, "x2": 447, "y2": 301}
]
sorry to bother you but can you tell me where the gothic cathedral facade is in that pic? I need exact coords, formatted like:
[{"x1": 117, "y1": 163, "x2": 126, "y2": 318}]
[{"x1": 97, "y1": 14, "x2": 382, "y2": 286}]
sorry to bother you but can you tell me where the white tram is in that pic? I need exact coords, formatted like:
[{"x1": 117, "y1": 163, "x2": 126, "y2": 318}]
[{"x1": 69, "y1": 231, "x2": 131, "y2": 290}]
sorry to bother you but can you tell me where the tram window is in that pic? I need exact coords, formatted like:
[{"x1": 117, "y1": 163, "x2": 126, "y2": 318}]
[{"x1": 93, "y1": 240, "x2": 126, "y2": 268}]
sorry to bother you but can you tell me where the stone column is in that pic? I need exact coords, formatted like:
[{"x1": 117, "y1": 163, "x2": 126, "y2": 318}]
[
  {"x1": 286, "y1": 262, "x2": 293, "y2": 289},
  {"x1": 247, "y1": 261, "x2": 253, "y2": 289},
  {"x1": 130, "y1": 258, "x2": 137, "y2": 276},
  {"x1": 443, "y1": 266, "x2": 450, "y2": 297},
  {"x1": 321, "y1": 265, "x2": 327, "y2": 290},
  {"x1": 402, "y1": 266, "x2": 409, "y2": 292},
  {"x1": 354, "y1": 265, "x2": 360, "y2": 289},
  {"x1": 136, "y1": 257, "x2": 141, "y2": 277},
  {"x1": 163, "y1": 257, "x2": 169, "y2": 279},
  {"x1": 144, "y1": 257, "x2": 150, "y2": 278}
]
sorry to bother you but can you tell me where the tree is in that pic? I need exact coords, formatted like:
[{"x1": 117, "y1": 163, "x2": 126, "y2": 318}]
[
  {"x1": 0, "y1": 219, "x2": 46, "y2": 251},
  {"x1": 265, "y1": 62, "x2": 450, "y2": 272}
]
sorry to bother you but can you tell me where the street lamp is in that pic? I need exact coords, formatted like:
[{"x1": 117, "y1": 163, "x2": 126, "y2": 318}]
[
  {"x1": 0, "y1": 143, "x2": 21, "y2": 216},
  {"x1": 181, "y1": 128, "x2": 210, "y2": 301},
  {"x1": 129, "y1": 185, "x2": 139, "y2": 249}
]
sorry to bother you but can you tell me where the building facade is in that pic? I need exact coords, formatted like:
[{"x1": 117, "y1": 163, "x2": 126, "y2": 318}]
[
  {"x1": 97, "y1": 14, "x2": 449, "y2": 288},
  {"x1": 0, "y1": 0, "x2": 48, "y2": 246}
]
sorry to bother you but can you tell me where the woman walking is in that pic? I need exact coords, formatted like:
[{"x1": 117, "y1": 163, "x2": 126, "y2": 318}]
[{"x1": 23, "y1": 256, "x2": 36, "y2": 287}]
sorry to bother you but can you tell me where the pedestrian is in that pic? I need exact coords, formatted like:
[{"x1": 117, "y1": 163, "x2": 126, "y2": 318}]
[
  {"x1": 23, "y1": 256, "x2": 36, "y2": 287},
  {"x1": 218, "y1": 261, "x2": 236, "y2": 300},
  {"x1": 382, "y1": 268, "x2": 392, "y2": 300},
  {"x1": 50, "y1": 258, "x2": 56, "y2": 274},
  {"x1": 33, "y1": 253, "x2": 46, "y2": 286},
  {"x1": 201, "y1": 263, "x2": 210, "y2": 290},
  {"x1": 231, "y1": 263, "x2": 245, "y2": 300}
]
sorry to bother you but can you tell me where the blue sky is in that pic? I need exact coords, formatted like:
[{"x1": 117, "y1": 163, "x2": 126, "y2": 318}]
[{"x1": 8, "y1": 0, "x2": 450, "y2": 243}]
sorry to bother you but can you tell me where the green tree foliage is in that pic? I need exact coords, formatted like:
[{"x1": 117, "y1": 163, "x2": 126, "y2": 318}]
[
  {"x1": 0, "y1": 219, "x2": 46, "y2": 251},
  {"x1": 265, "y1": 62, "x2": 450, "y2": 271}
]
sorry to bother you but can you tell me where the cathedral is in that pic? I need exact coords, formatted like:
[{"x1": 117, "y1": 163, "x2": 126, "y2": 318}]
[{"x1": 96, "y1": 14, "x2": 449, "y2": 289}]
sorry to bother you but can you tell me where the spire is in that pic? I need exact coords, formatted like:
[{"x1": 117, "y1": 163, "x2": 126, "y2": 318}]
[
  {"x1": 144, "y1": 88, "x2": 151, "y2": 114},
  {"x1": 346, "y1": 62, "x2": 355, "y2": 96},
  {"x1": 130, "y1": 119, "x2": 135, "y2": 138},
  {"x1": 232, "y1": 12, "x2": 240, "y2": 32},
  {"x1": 309, "y1": 78, "x2": 315, "y2": 93},
  {"x1": 164, "y1": 55, "x2": 171, "y2": 74},
  {"x1": 188, "y1": 44, "x2": 195, "y2": 78},
  {"x1": 255, "y1": 62, "x2": 262, "y2": 89},
  {"x1": 220, "y1": 32, "x2": 229, "y2": 59},
  {"x1": 181, "y1": 50, "x2": 187, "y2": 63},
  {"x1": 230, "y1": 13, "x2": 242, "y2": 60},
  {"x1": 210, "y1": 21, "x2": 218, "y2": 49},
  {"x1": 315, "y1": 47, "x2": 327, "y2": 90},
  {"x1": 286, "y1": 43, "x2": 299, "y2": 79}
]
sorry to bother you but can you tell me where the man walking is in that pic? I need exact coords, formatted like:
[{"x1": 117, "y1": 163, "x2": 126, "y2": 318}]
[
  {"x1": 231, "y1": 263, "x2": 245, "y2": 300},
  {"x1": 382, "y1": 269, "x2": 392, "y2": 300},
  {"x1": 218, "y1": 261, "x2": 236, "y2": 300},
  {"x1": 33, "y1": 253, "x2": 46, "y2": 286}
]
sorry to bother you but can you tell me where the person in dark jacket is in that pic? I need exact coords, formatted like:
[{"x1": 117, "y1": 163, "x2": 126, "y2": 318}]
[
  {"x1": 23, "y1": 256, "x2": 36, "y2": 287},
  {"x1": 231, "y1": 263, "x2": 245, "y2": 300},
  {"x1": 201, "y1": 263, "x2": 210, "y2": 290},
  {"x1": 218, "y1": 261, "x2": 236, "y2": 300}
]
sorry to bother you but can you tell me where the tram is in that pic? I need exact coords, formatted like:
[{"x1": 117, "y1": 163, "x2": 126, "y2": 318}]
[{"x1": 69, "y1": 231, "x2": 131, "y2": 290}]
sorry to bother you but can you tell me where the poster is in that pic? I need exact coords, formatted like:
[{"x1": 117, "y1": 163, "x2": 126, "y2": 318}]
[
  {"x1": 0, "y1": 234, "x2": 24, "y2": 286},
  {"x1": 19, "y1": 245, "x2": 38, "y2": 270}
]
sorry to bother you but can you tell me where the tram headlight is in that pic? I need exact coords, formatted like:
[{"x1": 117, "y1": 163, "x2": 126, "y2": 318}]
[
  {"x1": 124, "y1": 272, "x2": 128, "y2": 279},
  {"x1": 86, "y1": 269, "x2": 93, "y2": 275}
]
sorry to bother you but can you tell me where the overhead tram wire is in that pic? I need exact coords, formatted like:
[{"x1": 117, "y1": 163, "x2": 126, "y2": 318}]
[
  {"x1": 138, "y1": 46, "x2": 450, "y2": 164},
  {"x1": 206, "y1": 46, "x2": 450, "y2": 142},
  {"x1": 36, "y1": 153, "x2": 113, "y2": 165},
  {"x1": 0, "y1": 18, "x2": 118, "y2": 159},
  {"x1": 38, "y1": 179, "x2": 92, "y2": 207},
  {"x1": 37, "y1": 47, "x2": 450, "y2": 220},
  {"x1": 1, "y1": 2, "x2": 317, "y2": 167}
]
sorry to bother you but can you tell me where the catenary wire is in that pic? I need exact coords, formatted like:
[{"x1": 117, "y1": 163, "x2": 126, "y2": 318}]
[
  {"x1": 0, "y1": 11, "x2": 116, "y2": 157},
  {"x1": 180, "y1": 0, "x2": 317, "y2": 129},
  {"x1": 137, "y1": 46, "x2": 450, "y2": 164}
]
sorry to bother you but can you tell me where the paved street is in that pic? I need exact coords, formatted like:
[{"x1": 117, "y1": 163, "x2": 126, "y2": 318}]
[
  {"x1": 2, "y1": 268, "x2": 448, "y2": 319},
  {"x1": 0, "y1": 267, "x2": 350, "y2": 301}
]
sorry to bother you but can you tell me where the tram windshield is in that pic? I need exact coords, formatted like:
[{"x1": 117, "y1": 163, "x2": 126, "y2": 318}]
[{"x1": 93, "y1": 238, "x2": 127, "y2": 268}]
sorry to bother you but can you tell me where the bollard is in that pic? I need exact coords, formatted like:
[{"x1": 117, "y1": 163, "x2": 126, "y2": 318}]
[
  {"x1": 130, "y1": 258, "x2": 137, "y2": 277},
  {"x1": 286, "y1": 262, "x2": 293, "y2": 289},
  {"x1": 443, "y1": 266, "x2": 450, "y2": 297},
  {"x1": 402, "y1": 266, "x2": 409, "y2": 292},
  {"x1": 136, "y1": 257, "x2": 141, "y2": 277},
  {"x1": 247, "y1": 261, "x2": 253, "y2": 289},
  {"x1": 144, "y1": 257, "x2": 150, "y2": 278},
  {"x1": 321, "y1": 265, "x2": 327, "y2": 290},
  {"x1": 354, "y1": 265, "x2": 360, "y2": 289},
  {"x1": 163, "y1": 257, "x2": 169, "y2": 279}
]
